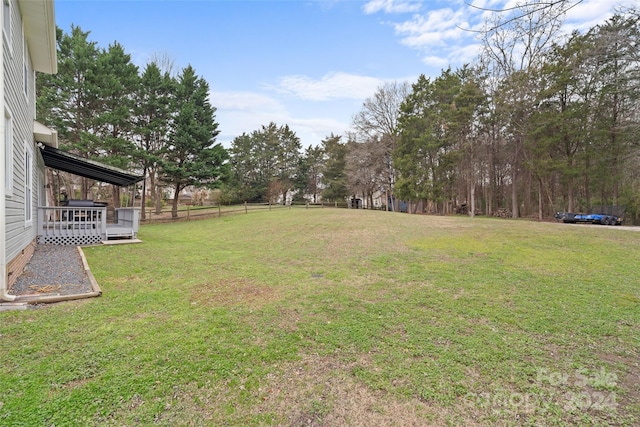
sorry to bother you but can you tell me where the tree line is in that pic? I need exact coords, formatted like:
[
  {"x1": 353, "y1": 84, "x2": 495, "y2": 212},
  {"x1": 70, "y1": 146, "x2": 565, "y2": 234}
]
[
  {"x1": 346, "y1": 7, "x2": 640, "y2": 221},
  {"x1": 37, "y1": 6, "x2": 640, "y2": 222},
  {"x1": 37, "y1": 26, "x2": 227, "y2": 219}
]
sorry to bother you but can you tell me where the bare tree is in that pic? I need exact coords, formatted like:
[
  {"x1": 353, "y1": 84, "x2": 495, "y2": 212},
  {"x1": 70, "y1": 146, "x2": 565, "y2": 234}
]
[
  {"x1": 345, "y1": 137, "x2": 387, "y2": 208},
  {"x1": 148, "y1": 51, "x2": 177, "y2": 77},
  {"x1": 478, "y1": 1, "x2": 568, "y2": 217},
  {"x1": 351, "y1": 81, "x2": 410, "y2": 210},
  {"x1": 465, "y1": 1, "x2": 583, "y2": 33}
]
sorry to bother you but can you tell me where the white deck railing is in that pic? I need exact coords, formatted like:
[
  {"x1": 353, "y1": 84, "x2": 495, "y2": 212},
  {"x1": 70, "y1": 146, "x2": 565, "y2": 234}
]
[
  {"x1": 107, "y1": 208, "x2": 140, "y2": 239},
  {"x1": 37, "y1": 207, "x2": 141, "y2": 245},
  {"x1": 37, "y1": 206, "x2": 107, "y2": 245}
]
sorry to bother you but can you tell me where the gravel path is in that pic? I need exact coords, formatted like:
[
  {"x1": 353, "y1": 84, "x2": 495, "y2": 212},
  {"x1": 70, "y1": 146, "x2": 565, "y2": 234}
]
[{"x1": 10, "y1": 245, "x2": 94, "y2": 297}]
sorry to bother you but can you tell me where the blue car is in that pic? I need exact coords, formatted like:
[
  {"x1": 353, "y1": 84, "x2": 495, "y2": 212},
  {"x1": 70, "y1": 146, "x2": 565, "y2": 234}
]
[{"x1": 555, "y1": 212, "x2": 622, "y2": 226}]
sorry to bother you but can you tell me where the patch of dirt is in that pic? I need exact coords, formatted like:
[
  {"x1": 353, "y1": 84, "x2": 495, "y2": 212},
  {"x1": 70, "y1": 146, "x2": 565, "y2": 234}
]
[
  {"x1": 62, "y1": 377, "x2": 91, "y2": 390},
  {"x1": 189, "y1": 278, "x2": 280, "y2": 309},
  {"x1": 150, "y1": 353, "x2": 482, "y2": 426},
  {"x1": 248, "y1": 354, "x2": 468, "y2": 426},
  {"x1": 598, "y1": 351, "x2": 640, "y2": 423}
]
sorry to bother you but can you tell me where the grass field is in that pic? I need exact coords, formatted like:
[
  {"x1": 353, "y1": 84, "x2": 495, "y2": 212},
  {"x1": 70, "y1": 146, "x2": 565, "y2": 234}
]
[{"x1": 1, "y1": 209, "x2": 639, "y2": 426}]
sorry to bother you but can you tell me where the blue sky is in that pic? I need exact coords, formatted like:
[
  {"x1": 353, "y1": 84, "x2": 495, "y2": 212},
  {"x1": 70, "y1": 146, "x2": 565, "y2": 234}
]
[{"x1": 54, "y1": 0, "x2": 633, "y2": 149}]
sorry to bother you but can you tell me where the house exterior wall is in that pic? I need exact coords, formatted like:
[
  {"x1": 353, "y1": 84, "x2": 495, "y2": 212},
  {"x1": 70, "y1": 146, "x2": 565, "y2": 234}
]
[
  {"x1": 1, "y1": 0, "x2": 55, "y2": 296},
  {"x1": 4, "y1": 0, "x2": 38, "y2": 268}
]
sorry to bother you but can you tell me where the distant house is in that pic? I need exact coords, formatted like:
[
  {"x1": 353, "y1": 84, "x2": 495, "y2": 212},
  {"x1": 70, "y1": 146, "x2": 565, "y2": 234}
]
[{"x1": 1, "y1": 0, "x2": 142, "y2": 302}]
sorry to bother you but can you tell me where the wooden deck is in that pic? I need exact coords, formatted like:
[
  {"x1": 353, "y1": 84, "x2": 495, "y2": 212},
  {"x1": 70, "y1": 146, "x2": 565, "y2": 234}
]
[{"x1": 38, "y1": 207, "x2": 141, "y2": 245}]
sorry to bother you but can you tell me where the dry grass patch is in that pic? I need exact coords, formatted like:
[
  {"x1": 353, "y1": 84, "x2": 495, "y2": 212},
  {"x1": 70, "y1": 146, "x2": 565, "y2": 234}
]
[
  {"x1": 599, "y1": 352, "x2": 640, "y2": 419},
  {"x1": 190, "y1": 278, "x2": 280, "y2": 309},
  {"x1": 256, "y1": 353, "x2": 491, "y2": 426},
  {"x1": 155, "y1": 353, "x2": 477, "y2": 426}
]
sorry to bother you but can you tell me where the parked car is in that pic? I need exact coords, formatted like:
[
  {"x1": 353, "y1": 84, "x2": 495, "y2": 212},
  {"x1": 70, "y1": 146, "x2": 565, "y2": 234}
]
[{"x1": 554, "y1": 212, "x2": 622, "y2": 225}]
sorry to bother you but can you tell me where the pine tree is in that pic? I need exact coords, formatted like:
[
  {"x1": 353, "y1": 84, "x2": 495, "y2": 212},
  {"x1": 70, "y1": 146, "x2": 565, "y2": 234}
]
[
  {"x1": 159, "y1": 65, "x2": 229, "y2": 219},
  {"x1": 91, "y1": 42, "x2": 140, "y2": 207},
  {"x1": 136, "y1": 62, "x2": 175, "y2": 217},
  {"x1": 321, "y1": 134, "x2": 348, "y2": 203},
  {"x1": 36, "y1": 25, "x2": 101, "y2": 198}
]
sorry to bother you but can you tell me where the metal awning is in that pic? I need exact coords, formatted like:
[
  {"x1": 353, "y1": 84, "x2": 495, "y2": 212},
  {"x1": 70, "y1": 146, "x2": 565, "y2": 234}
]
[{"x1": 39, "y1": 144, "x2": 144, "y2": 187}]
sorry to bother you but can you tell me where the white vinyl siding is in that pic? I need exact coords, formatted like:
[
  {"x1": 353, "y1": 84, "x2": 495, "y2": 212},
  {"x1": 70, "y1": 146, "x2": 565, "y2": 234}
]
[
  {"x1": 4, "y1": 0, "x2": 38, "y2": 263},
  {"x1": 4, "y1": 110, "x2": 12, "y2": 195},
  {"x1": 2, "y1": 0, "x2": 10, "y2": 50},
  {"x1": 24, "y1": 142, "x2": 32, "y2": 223},
  {"x1": 22, "y1": 28, "x2": 28, "y2": 99}
]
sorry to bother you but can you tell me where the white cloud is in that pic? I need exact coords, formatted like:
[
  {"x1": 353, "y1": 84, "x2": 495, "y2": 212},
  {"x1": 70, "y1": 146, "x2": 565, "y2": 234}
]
[
  {"x1": 563, "y1": 0, "x2": 636, "y2": 33},
  {"x1": 212, "y1": 91, "x2": 288, "y2": 146},
  {"x1": 448, "y1": 43, "x2": 484, "y2": 65},
  {"x1": 287, "y1": 116, "x2": 351, "y2": 147},
  {"x1": 213, "y1": 91, "x2": 285, "y2": 113},
  {"x1": 388, "y1": 6, "x2": 484, "y2": 73},
  {"x1": 380, "y1": 0, "x2": 630, "y2": 76},
  {"x1": 395, "y1": 8, "x2": 465, "y2": 39},
  {"x1": 420, "y1": 55, "x2": 450, "y2": 70},
  {"x1": 399, "y1": 27, "x2": 463, "y2": 48},
  {"x1": 272, "y1": 72, "x2": 385, "y2": 101},
  {"x1": 465, "y1": 0, "x2": 634, "y2": 35},
  {"x1": 211, "y1": 90, "x2": 352, "y2": 148},
  {"x1": 363, "y1": 0, "x2": 423, "y2": 15},
  {"x1": 565, "y1": 0, "x2": 615, "y2": 22}
]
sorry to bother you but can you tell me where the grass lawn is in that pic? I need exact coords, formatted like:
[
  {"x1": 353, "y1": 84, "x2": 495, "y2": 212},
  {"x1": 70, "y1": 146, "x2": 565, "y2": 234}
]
[{"x1": 1, "y1": 209, "x2": 639, "y2": 426}]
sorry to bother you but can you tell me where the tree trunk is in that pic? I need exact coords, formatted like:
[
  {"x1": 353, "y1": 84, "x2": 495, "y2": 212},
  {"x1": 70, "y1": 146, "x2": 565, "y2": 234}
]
[
  {"x1": 155, "y1": 185, "x2": 163, "y2": 215},
  {"x1": 567, "y1": 181, "x2": 574, "y2": 213},
  {"x1": 584, "y1": 154, "x2": 591, "y2": 211},
  {"x1": 171, "y1": 185, "x2": 181, "y2": 219},
  {"x1": 470, "y1": 182, "x2": 475, "y2": 218},
  {"x1": 112, "y1": 185, "x2": 121, "y2": 208},
  {"x1": 81, "y1": 177, "x2": 89, "y2": 200},
  {"x1": 140, "y1": 167, "x2": 147, "y2": 220},
  {"x1": 511, "y1": 171, "x2": 519, "y2": 218},
  {"x1": 538, "y1": 178, "x2": 543, "y2": 221},
  {"x1": 151, "y1": 168, "x2": 162, "y2": 215}
]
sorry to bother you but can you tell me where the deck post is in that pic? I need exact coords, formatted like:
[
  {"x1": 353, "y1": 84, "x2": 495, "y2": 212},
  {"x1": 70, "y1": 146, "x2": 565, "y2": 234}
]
[{"x1": 99, "y1": 207, "x2": 107, "y2": 240}]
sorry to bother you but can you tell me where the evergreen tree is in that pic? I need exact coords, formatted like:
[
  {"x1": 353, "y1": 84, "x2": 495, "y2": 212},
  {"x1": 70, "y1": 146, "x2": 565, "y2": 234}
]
[
  {"x1": 395, "y1": 71, "x2": 462, "y2": 212},
  {"x1": 321, "y1": 134, "x2": 348, "y2": 202},
  {"x1": 272, "y1": 123, "x2": 302, "y2": 204},
  {"x1": 227, "y1": 132, "x2": 265, "y2": 202},
  {"x1": 588, "y1": 14, "x2": 640, "y2": 206},
  {"x1": 90, "y1": 42, "x2": 140, "y2": 207},
  {"x1": 297, "y1": 144, "x2": 324, "y2": 203},
  {"x1": 226, "y1": 122, "x2": 301, "y2": 203},
  {"x1": 36, "y1": 25, "x2": 101, "y2": 198},
  {"x1": 159, "y1": 65, "x2": 229, "y2": 218},
  {"x1": 136, "y1": 62, "x2": 175, "y2": 217}
]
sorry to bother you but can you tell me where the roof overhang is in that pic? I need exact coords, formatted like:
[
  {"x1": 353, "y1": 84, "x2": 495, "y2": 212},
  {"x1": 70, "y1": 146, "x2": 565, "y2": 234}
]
[
  {"x1": 34, "y1": 121, "x2": 58, "y2": 148},
  {"x1": 39, "y1": 144, "x2": 144, "y2": 187},
  {"x1": 19, "y1": 0, "x2": 57, "y2": 74}
]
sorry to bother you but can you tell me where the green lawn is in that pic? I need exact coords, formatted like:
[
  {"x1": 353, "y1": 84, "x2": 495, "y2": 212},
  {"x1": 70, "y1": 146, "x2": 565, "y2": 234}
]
[{"x1": 2, "y1": 209, "x2": 639, "y2": 426}]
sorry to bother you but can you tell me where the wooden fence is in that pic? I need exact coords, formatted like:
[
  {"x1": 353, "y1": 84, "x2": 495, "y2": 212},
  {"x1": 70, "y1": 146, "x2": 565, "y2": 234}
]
[{"x1": 140, "y1": 201, "x2": 351, "y2": 224}]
